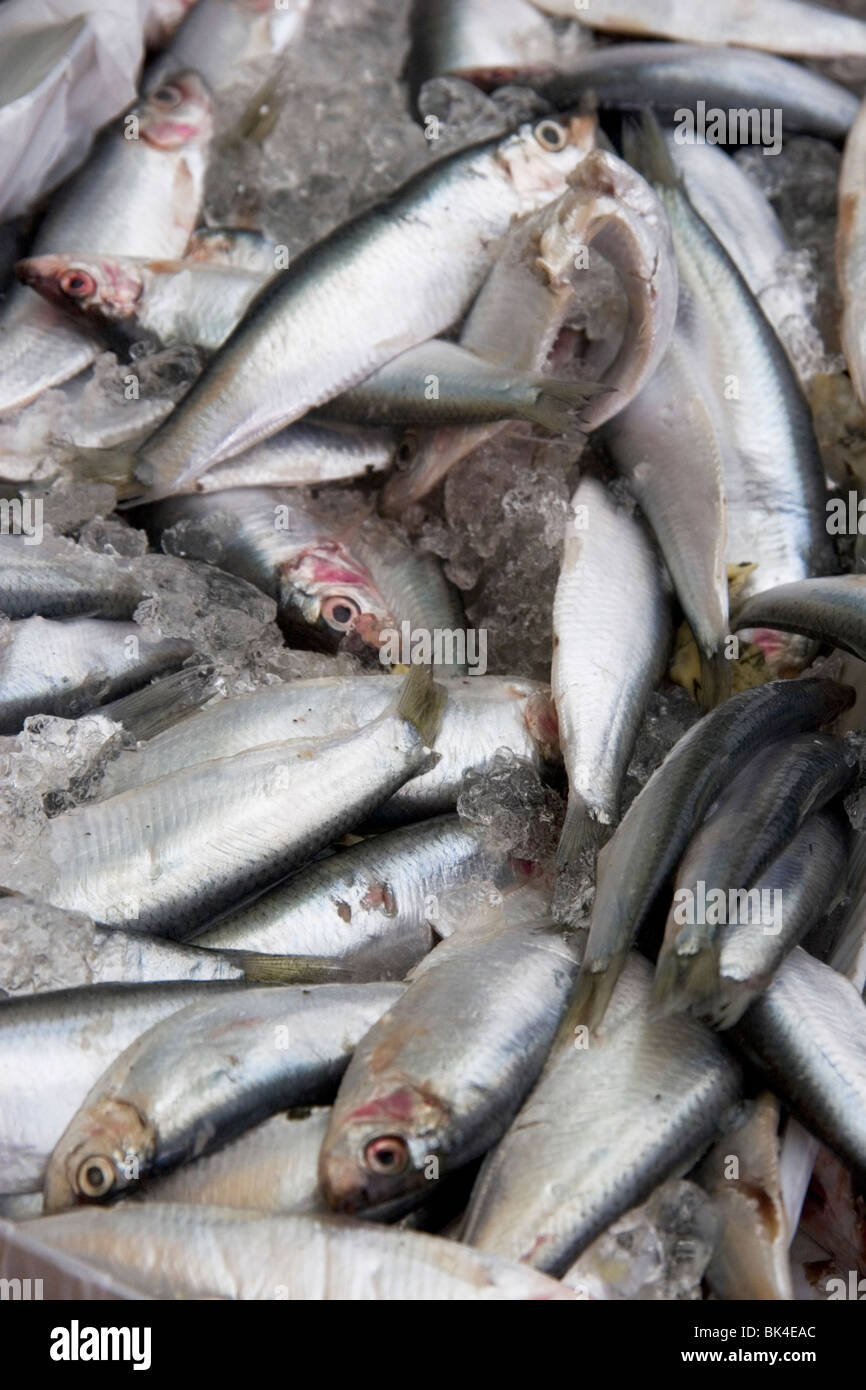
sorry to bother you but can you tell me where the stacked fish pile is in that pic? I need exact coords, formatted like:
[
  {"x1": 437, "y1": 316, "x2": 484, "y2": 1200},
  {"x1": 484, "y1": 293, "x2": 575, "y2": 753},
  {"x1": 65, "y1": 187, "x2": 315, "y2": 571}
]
[{"x1": 1, "y1": 0, "x2": 866, "y2": 1301}]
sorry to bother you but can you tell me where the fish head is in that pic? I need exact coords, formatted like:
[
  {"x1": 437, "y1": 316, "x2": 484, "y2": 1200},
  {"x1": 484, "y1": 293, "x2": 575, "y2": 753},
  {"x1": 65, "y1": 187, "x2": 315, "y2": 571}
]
[
  {"x1": 43, "y1": 1098, "x2": 155, "y2": 1213},
  {"x1": 497, "y1": 116, "x2": 595, "y2": 214},
  {"x1": 139, "y1": 70, "x2": 214, "y2": 150},
  {"x1": 16, "y1": 254, "x2": 144, "y2": 325},
  {"x1": 521, "y1": 685, "x2": 561, "y2": 763},
  {"x1": 278, "y1": 541, "x2": 395, "y2": 653},
  {"x1": 319, "y1": 1083, "x2": 451, "y2": 1215}
]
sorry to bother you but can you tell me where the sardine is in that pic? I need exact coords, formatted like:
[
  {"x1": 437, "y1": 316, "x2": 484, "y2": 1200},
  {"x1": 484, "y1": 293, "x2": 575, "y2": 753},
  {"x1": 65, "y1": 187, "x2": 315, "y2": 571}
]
[
  {"x1": 698, "y1": 1093, "x2": 793, "y2": 1301},
  {"x1": 574, "y1": 678, "x2": 854, "y2": 1030},
  {"x1": 138, "y1": 1107, "x2": 330, "y2": 1213},
  {"x1": 532, "y1": 0, "x2": 866, "y2": 58},
  {"x1": 194, "y1": 815, "x2": 524, "y2": 977},
  {"x1": 158, "y1": 0, "x2": 310, "y2": 93},
  {"x1": 22, "y1": 1203, "x2": 578, "y2": 1298},
  {"x1": 712, "y1": 810, "x2": 850, "y2": 1029},
  {"x1": 552, "y1": 475, "x2": 672, "y2": 868},
  {"x1": 734, "y1": 576, "x2": 866, "y2": 663},
  {"x1": 527, "y1": 43, "x2": 859, "y2": 140},
  {"x1": 4, "y1": 665, "x2": 446, "y2": 936},
  {"x1": 461, "y1": 952, "x2": 741, "y2": 1273},
  {"x1": 734, "y1": 946, "x2": 866, "y2": 1183},
  {"x1": 0, "y1": 533, "x2": 143, "y2": 620},
  {"x1": 42, "y1": 982, "x2": 403, "y2": 1210},
  {"x1": 0, "y1": 72, "x2": 213, "y2": 415},
  {"x1": 406, "y1": 0, "x2": 560, "y2": 99},
  {"x1": 193, "y1": 422, "x2": 395, "y2": 492},
  {"x1": 654, "y1": 733, "x2": 855, "y2": 1015},
  {"x1": 0, "y1": 980, "x2": 248, "y2": 1194},
  {"x1": 131, "y1": 118, "x2": 589, "y2": 497},
  {"x1": 319, "y1": 911, "x2": 579, "y2": 1215},
  {"x1": 0, "y1": 616, "x2": 193, "y2": 733},
  {"x1": 94, "y1": 675, "x2": 558, "y2": 824},
  {"x1": 624, "y1": 115, "x2": 834, "y2": 606}
]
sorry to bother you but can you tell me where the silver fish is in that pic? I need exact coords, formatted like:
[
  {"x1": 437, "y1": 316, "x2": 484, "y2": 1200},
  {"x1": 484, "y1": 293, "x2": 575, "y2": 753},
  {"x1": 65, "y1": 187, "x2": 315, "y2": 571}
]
[
  {"x1": 132, "y1": 118, "x2": 589, "y2": 497},
  {"x1": 5, "y1": 665, "x2": 446, "y2": 936},
  {"x1": 533, "y1": 0, "x2": 866, "y2": 58},
  {"x1": 42, "y1": 982, "x2": 403, "y2": 1210},
  {"x1": 159, "y1": 0, "x2": 310, "y2": 93},
  {"x1": 137, "y1": 1106, "x2": 330, "y2": 1213},
  {"x1": 574, "y1": 678, "x2": 854, "y2": 1030},
  {"x1": 406, "y1": 0, "x2": 561, "y2": 100},
  {"x1": 654, "y1": 733, "x2": 855, "y2": 1015},
  {"x1": 0, "y1": 980, "x2": 248, "y2": 1194},
  {"x1": 319, "y1": 909, "x2": 579, "y2": 1215},
  {"x1": 22, "y1": 1203, "x2": 579, "y2": 1299},
  {"x1": 0, "y1": 532, "x2": 143, "y2": 620},
  {"x1": 461, "y1": 951, "x2": 741, "y2": 1273},
  {"x1": 552, "y1": 475, "x2": 672, "y2": 868},
  {"x1": 528, "y1": 43, "x2": 859, "y2": 139},
  {"x1": 734, "y1": 575, "x2": 866, "y2": 663},
  {"x1": 193, "y1": 421, "x2": 395, "y2": 492},
  {"x1": 0, "y1": 615, "x2": 193, "y2": 734},
  {"x1": 94, "y1": 675, "x2": 559, "y2": 824},
  {"x1": 734, "y1": 947, "x2": 866, "y2": 1183},
  {"x1": 194, "y1": 815, "x2": 526, "y2": 977},
  {"x1": 184, "y1": 225, "x2": 278, "y2": 273},
  {"x1": 0, "y1": 72, "x2": 213, "y2": 415}
]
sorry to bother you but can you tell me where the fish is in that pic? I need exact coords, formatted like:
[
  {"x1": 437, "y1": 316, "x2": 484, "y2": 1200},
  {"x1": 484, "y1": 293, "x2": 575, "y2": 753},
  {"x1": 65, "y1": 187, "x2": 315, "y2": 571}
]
[
  {"x1": 460, "y1": 951, "x2": 741, "y2": 1273},
  {"x1": 406, "y1": 0, "x2": 561, "y2": 101},
  {"x1": 3, "y1": 664, "x2": 446, "y2": 937},
  {"x1": 0, "y1": 616, "x2": 193, "y2": 734},
  {"x1": 0, "y1": 894, "x2": 346, "y2": 996},
  {"x1": 131, "y1": 117, "x2": 590, "y2": 498},
  {"x1": 0, "y1": 979, "x2": 249, "y2": 1194},
  {"x1": 136, "y1": 488, "x2": 398, "y2": 653},
  {"x1": 0, "y1": 532, "x2": 144, "y2": 620},
  {"x1": 382, "y1": 144, "x2": 678, "y2": 511},
  {"x1": 93, "y1": 675, "x2": 559, "y2": 824},
  {"x1": 184, "y1": 225, "x2": 277, "y2": 273},
  {"x1": 137, "y1": 1106, "x2": 330, "y2": 1213},
  {"x1": 20, "y1": 1203, "x2": 579, "y2": 1299},
  {"x1": 711, "y1": 810, "x2": 850, "y2": 1029},
  {"x1": 573, "y1": 678, "x2": 855, "y2": 1031},
  {"x1": 145, "y1": 0, "x2": 200, "y2": 50},
  {"x1": 319, "y1": 908, "x2": 579, "y2": 1216},
  {"x1": 552, "y1": 474, "x2": 672, "y2": 869},
  {"x1": 624, "y1": 114, "x2": 834, "y2": 610},
  {"x1": 698, "y1": 1093, "x2": 793, "y2": 1301},
  {"x1": 525, "y1": 43, "x2": 859, "y2": 141},
  {"x1": 733, "y1": 576, "x2": 866, "y2": 663},
  {"x1": 839, "y1": 96, "x2": 866, "y2": 413},
  {"x1": 192, "y1": 421, "x2": 395, "y2": 492},
  {"x1": 42, "y1": 982, "x2": 404, "y2": 1210},
  {"x1": 734, "y1": 947, "x2": 866, "y2": 1184},
  {"x1": 654, "y1": 733, "x2": 855, "y2": 1016},
  {"x1": 157, "y1": 0, "x2": 311, "y2": 93},
  {"x1": 0, "y1": 72, "x2": 213, "y2": 415},
  {"x1": 194, "y1": 815, "x2": 527, "y2": 978},
  {"x1": 16, "y1": 253, "x2": 269, "y2": 354},
  {"x1": 531, "y1": 0, "x2": 866, "y2": 58}
]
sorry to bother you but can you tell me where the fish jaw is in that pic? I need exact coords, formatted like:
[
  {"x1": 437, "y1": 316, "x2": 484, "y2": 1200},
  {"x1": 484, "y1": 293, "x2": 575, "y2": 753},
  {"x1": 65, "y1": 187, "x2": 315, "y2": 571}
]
[
  {"x1": 278, "y1": 542, "x2": 395, "y2": 652},
  {"x1": 319, "y1": 1084, "x2": 451, "y2": 1215},
  {"x1": 139, "y1": 71, "x2": 214, "y2": 152},
  {"x1": 43, "y1": 1097, "x2": 156, "y2": 1214}
]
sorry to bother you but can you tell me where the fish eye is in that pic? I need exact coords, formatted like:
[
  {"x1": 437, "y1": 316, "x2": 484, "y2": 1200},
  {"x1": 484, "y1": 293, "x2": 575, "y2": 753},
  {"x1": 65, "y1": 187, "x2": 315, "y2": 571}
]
[
  {"x1": 59, "y1": 270, "x2": 96, "y2": 299},
  {"x1": 395, "y1": 432, "x2": 419, "y2": 469},
  {"x1": 152, "y1": 84, "x2": 182, "y2": 108},
  {"x1": 76, "y1": 1155, "x2": 116, "y2": 1198},
  {"x1": 364, "y1": 1135, "x2": 410, "y2": 1175},
  {"x1": 534, "y1": 120, "x2": 567, "y2": 152},
  {"x1": 321, "y1": 595, "x2": 361, "y2": 630}
]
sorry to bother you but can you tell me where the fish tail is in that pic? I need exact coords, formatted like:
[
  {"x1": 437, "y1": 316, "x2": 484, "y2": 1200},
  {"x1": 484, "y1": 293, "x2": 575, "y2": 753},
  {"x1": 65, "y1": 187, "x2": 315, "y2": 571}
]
[
  {"x1": 523, "y1": 377, "x2": 609, "y2": 433},
  {"x1": 621, "y1": 109, "x2": 681, "y2": 188},
  {"x1": 695, "y1": 648, "x2": 732, "y2": 712},
  {"x1": 653, "y1": 938, "x2": 719, "y2": 1017},
  {"x1": 100, "y1": 664, "x2": 217, "y2": 740},
  {"x1": 570, "y1": 952, "x2": 626, "y2": 1032},
  {"x1": 235, "y1": 953, "x2": 351, "y2": 984},
  {"x1": 555, "y1": 798, "x2": 610, "y2": 873},
  {"x1": 396, "y1": 662, "x2": 447, "y2": 747}
]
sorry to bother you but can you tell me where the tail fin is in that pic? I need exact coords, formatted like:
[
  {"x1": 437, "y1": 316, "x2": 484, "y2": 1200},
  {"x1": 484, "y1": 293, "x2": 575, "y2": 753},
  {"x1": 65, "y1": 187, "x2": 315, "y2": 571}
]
[
  {"x1": 621, "y1": 110, "x2": 681, "y2": 188},
  {"x1": 524, "y1": 376, "x2": 612, "y2": 434},
  {"x1": 695, "y1": 648, "x2": 732, "y2": 712},
  {"x1": 653, "y1": 939, "x2": 719, "y2": 1018},
  {"x1": 555, "y1": 797, "x2": 611, "y2": 873},
  {"x1": 100, "y1": 664, "x2": 217, "y2": 740},
  {"x1": 396, "y1": 663, "x2": 447, "y2": 748},
  {"x1": 235, "y1": 952, "x2": 352, "y2": 984},
  {"x1": 570, "y1": 952, "x2": 626, "y2": 1033}
]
